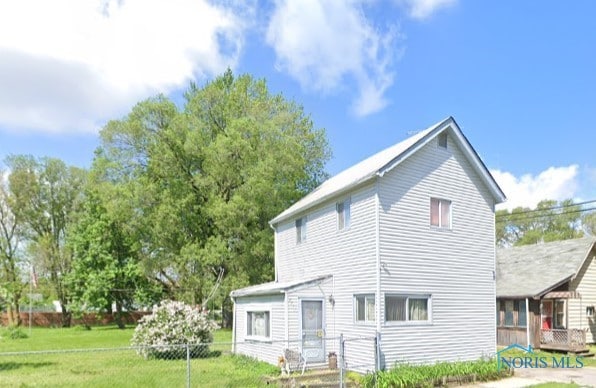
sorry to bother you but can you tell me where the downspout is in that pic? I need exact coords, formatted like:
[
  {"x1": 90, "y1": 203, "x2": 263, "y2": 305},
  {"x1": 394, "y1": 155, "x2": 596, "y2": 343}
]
[
  {"x1": 270, "y1": 223, "x2": 278, "y2": 282},
  {"x1": 525, "y1": 297, "x2": 530, "y2": 347},
  {"x1": 375, "y1": 177, "x2": 381, "y2": 334},
  {"x1": 284, "y1": 291, "x2": 289, "y2": 348},
  {"x1": 231, "y1": 296, "x2": 237, "y2": 353}
]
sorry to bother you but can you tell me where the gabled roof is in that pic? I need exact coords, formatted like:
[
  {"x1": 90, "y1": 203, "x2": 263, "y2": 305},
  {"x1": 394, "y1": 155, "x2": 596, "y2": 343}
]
[
  {"x1": 230, "y1": 274, "x2": 332, "y2": 298},
  {"x1": 270, "y1": 116, "x2": 506, "y2": 225},
  {"x1": 496, "y1": 237, "x2": 596, "y2": 298}
]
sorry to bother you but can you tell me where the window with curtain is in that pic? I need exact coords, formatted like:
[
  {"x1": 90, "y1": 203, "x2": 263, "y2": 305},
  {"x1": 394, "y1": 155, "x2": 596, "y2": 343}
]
[
  {"x1": 430, "y1": 198, "x2": 451, "y2": 228},
  {"x1": 385, "y1": 295, "x2": 430, "y2": 322},
  {"x1": 247, "y1": 311, "x2": 270, "y2": 338},
  {"x1": 355, "y1": 295, "x2": 375, "y2": 323}
]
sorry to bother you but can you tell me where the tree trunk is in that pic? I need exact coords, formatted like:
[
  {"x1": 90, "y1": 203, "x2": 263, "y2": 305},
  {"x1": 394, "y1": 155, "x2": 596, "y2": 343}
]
[
  {"x1": 114, "y1": 301, "x2": 125, "y2": 329},
  {"x1": 60, "y1": 300, "x2": 72, "y2": 327}
]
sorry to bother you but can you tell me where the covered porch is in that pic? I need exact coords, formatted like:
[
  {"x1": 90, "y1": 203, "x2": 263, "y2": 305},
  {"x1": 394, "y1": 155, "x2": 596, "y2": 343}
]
[{"x1": 539, "y1": 291, "x2": 589, "y2": 354}]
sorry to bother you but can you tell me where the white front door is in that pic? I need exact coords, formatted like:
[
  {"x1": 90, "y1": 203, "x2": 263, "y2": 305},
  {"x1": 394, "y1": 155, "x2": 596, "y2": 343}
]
[{"x1": 300, "y1": 299, "x2": 325, "y2": 362}]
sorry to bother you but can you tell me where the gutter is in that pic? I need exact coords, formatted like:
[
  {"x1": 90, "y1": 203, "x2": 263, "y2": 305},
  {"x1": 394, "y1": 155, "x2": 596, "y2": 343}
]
[
  {"x1": 525, "y1": 297, "x2": 530, "y2": 347},
  {"x1": 269, "y1": 223, "x2": 278, "y2": 282},
  {"x1": 231, "y1": 295, "x2": 237, "y2": 353}
]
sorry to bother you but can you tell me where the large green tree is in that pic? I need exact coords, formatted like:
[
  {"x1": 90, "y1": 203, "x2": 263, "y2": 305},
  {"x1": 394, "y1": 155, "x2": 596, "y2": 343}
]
[
  {"x1": 496, "y1": 199, "x2": 583, "y2": 247},
  {"x1": 95, "y1": 70, "x2": 330, "y2": 309},
  {"x1": 6, "y1": 156, "x2": 86, "y2": 327},
  {"x1": 67, "y1": 189, "x2": 156, "y2": 328}
]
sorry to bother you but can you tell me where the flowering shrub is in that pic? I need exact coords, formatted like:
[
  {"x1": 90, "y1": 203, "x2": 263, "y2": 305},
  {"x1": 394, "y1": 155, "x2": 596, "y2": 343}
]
[{"x1": 131, "y1": 300, "x2": 217, "y2": 359}]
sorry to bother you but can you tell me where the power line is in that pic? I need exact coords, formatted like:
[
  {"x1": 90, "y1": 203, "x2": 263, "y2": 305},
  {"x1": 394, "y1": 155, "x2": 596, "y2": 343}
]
[
  {"x1": 496, "y1": 199, "x2": 596, "y2": 219},
  {"x1": 496, "y1": 206, "x2": 596, "y2": 223}
]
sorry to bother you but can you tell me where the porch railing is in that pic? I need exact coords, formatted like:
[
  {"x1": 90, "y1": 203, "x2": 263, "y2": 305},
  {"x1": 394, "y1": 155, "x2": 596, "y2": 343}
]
[{"x1": 540, "y1": 329, "x2": 586, "y2": 348}]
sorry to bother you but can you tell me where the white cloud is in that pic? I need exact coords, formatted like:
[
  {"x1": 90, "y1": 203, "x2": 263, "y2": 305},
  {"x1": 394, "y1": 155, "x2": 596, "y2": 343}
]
[
  {"x1": 266, "y1": 0, "x2": 399, "y2": 117},
  {"x1": 491, "y1": 165, "x2": 580, "y2": 211},
  {"x1": 0, "y1": 0, "x2": 250, "y2": 133},
  {"x1": 395, "y1": 0, "x2": 457, "y2": 20}
]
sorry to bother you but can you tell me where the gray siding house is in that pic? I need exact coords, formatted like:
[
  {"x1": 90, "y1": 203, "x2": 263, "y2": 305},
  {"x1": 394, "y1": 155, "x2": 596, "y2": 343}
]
[
  {"x1": 231, "y1": 117, "x2": 506, "y2": 371},
  {"x1": 496, "y1": 237, "x2": 596, "y2": 354}
]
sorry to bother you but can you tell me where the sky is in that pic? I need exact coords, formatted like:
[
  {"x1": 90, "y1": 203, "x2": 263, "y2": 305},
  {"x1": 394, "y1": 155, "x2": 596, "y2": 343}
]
[{"x1": 0, "y1": 0, "x2": 595, "y2": 210}]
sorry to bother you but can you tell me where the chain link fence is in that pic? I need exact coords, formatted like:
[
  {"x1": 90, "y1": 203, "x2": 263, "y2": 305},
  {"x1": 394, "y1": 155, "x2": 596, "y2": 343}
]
[{"x1": 0, "y1": 335, "x2": 378, "y2": 387}]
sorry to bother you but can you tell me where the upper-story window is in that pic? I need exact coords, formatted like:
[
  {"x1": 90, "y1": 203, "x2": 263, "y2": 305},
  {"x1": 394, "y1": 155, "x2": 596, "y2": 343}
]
[
  {"x1": 430, "y1": 198, "x2": 451, "y2": 229},
  {"x1": 337, "y1": 198, "x2": 351, "y2": 231},
  {"x1": 438, "y1": 132, "x2": 448, "y2": 149},
  {"x1": 296, "y1": 217, "x2": 307, "y2": 243}
]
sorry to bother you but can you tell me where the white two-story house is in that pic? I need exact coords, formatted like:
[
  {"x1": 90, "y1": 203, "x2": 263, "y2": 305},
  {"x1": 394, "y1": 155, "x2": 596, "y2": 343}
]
[{"x1": 230, "y1": 117, "x2": 506, "y2": 371}]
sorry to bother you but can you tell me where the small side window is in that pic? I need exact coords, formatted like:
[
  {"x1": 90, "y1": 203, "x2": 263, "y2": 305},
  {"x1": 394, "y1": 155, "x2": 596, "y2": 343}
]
[
  {"x1": 296, "y1": 217, "x2": 307, "y2": 243},
  {"x1": 337, "y1": 198, "x2": 351, "y2": 231}
]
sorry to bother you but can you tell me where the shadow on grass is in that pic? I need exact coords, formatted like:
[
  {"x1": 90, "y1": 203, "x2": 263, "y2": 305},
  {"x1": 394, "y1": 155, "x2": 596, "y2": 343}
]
[{"x1": 0, "y1": 361, "x2": 56, "y2": 371}]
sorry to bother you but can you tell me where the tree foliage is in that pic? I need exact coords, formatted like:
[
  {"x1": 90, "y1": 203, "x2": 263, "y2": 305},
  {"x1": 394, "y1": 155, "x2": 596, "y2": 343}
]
[
  {"x1": 496, "y1": 199, "x2": 584, "y2": 247},
  {"x1": 5, "y1": 156, "x2": 86, "y2": 326},
  {"x1": 67, "y1": 189, "x2": 158, "y2": 328},
  {"x1": 94, "y1": 70, "x2": 330, "y2": 307},
  {"x1": 0, "y1": 169, "x2": 25, "y2": 326}
]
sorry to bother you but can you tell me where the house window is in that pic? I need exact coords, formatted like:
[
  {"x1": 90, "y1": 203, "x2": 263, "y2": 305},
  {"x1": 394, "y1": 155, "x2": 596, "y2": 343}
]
[
  {"x1": 554, "y1": 300, "x2": 566, "y2": 329},
  {"x1": 247, "y1": 311, "x2": 270, "y2": 338},
  {"x1": 385, "y1": 295, "x2": 430, "y2": 322},
  {"x1": 516, "y1": 300, "x2": 527, "y2": 327},
  {"x1": 504, "y1": 300, "x2": 514, "y2": 326},
  {"x1": 438, "y1": 132, "x2": 448, "y2": 149},
  {"x1": 587, "y1": 306, "x2": 595, "y2": 317},
  {"x1": 296, "y1": 217, "x2": 307, "y2": 243},
  {"x1": 355, "y1": 295, "x2": 375, "y2": 323},
  {"x1": 337, "y1": 198, "x2": 351, "y2": 230},
  {"x1": 430, "y1": 198, "x2": 451, "y2": 228}
]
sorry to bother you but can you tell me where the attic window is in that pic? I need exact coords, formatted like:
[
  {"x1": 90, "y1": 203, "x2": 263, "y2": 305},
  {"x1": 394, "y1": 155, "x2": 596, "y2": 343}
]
[
  {"x1": 296, "y1": 217, "x2": 307, "y2": 243},
  {"x1": 438, "y1": 133, "x2": 448, "y2": 149}
]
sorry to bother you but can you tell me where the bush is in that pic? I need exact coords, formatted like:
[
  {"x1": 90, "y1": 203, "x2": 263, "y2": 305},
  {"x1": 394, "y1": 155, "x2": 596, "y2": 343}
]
[
  {"x1": 2, "y1": 326, "x2": 29, "y2": 340},
  {"x1": 131, "y1": 300, "x2": 217, "y2": 359},
  {"x1": 362, "y1": 358, "x2": 505, "y2": 388}
]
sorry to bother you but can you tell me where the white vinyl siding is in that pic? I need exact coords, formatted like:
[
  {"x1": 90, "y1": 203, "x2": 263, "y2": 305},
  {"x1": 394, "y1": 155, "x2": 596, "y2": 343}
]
[
  {"x1": 378, "y1": 133, "x2": 497, "y2": 365},
  {"x1": 568, "y1": 247, "x2": 596, "y2": 343},
  {"x1": 233, "y1": 295, "x2": 285, "y2": 365}
]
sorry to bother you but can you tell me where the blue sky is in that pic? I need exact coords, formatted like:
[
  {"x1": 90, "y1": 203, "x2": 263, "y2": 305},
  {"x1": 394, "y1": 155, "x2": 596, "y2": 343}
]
[{"x1": 0, "y1": 0, "x2": 595, "y2": 210}]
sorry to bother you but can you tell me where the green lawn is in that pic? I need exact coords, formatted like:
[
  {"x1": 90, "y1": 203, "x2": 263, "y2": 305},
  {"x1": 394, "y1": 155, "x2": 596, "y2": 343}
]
[{"x1": 0, "y1": 326, "x2": 278, "y2": 387}]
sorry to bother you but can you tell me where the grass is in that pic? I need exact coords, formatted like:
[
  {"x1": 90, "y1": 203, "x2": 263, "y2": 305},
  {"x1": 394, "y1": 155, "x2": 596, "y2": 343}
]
[
  {"x1": 0, "y1": 326, "x2": 278, "y2": 387},
  {"x1": 527, "y1": 384, "x2": 580, "y2": 388}
]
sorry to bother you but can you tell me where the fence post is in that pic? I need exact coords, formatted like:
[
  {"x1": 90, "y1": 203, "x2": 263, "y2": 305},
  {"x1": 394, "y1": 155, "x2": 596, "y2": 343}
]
[
  {"x1": 186, "y1": 344, "x2": 191, "y2": 388},
  {"x1": 339, "y1": 334, "x2": 344, "y2": 388}
]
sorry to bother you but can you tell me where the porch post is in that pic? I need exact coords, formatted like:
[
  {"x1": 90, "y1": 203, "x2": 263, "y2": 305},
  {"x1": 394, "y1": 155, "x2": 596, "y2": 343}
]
[{"x1": 525, "y1": 297, "x2": 530, "y2": 347}]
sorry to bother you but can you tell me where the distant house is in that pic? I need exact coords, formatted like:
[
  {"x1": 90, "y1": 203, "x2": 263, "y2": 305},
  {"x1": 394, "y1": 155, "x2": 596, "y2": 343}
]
[
  {"x1": 496, "y1": 237, "x2": 596, "y2": 354},
  {"x1": 231, "y1": 117, "x2": 505, "y2": 371}
]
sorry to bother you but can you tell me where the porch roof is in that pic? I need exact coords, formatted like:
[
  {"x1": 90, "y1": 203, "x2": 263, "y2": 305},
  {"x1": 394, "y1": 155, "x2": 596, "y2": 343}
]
[
  {"x1": 496, "y1": 237, "x2": 596, "y2": 298},
  {"x1": 230, "y1": 275, "x2": 332, "y2": 298}
]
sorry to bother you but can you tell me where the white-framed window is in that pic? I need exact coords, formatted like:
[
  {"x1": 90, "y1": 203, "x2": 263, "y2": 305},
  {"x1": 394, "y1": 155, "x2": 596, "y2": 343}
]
[
  {"x1": 354, "y1": 294, "x2": 375, "y2": 324},
  {"x1": 247, "y1": 311, "x2": 271, "y2": 339},
  {"x1": 337, "y1": 198, "x2": 351, "y2": 231},
  {"x1": 385, "y1": 295, "x2": 430, "y2": 323},
  {"x1": 438, "y1": 132, "x2": 448, "y2": 149},
  {"x1": 430, "y1": 198, "x2": 451, "y2": 229},
  {"x1": 296, "y1": 216, "x2": 307, "y2": 243},
  {"x1": 587, "y1": 306, "x2": 595, "y2": 317}
]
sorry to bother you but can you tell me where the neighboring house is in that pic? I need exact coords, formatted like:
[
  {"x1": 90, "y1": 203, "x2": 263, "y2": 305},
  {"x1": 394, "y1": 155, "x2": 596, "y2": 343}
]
[
  {"x1": 496, "y1": 237, "x2": 596, "y2": 354},
  {"x1": 230, "y1": 117, "x2": 506, "y2": 371}
]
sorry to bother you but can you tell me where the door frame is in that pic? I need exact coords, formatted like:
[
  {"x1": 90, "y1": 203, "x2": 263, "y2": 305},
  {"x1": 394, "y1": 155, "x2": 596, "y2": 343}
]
[{"x1": 298, "y1": 297, "x2": 326, "y2": 362}]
